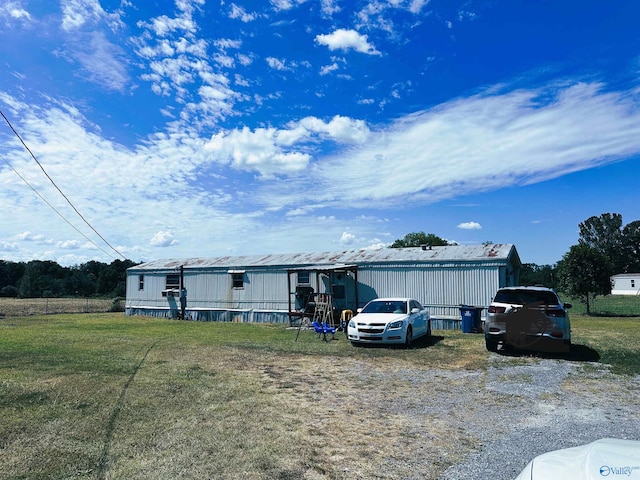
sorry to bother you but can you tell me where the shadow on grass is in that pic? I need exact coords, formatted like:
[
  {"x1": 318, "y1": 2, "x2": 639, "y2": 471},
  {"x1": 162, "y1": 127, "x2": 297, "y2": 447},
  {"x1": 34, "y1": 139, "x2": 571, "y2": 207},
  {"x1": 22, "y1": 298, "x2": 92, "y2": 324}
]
[
  {"x1": 350, "y1": 334, "x2": 444, "y2": 350},
  {"x1": 495, "y1": 343, "x2": 600, "y2": 363}
]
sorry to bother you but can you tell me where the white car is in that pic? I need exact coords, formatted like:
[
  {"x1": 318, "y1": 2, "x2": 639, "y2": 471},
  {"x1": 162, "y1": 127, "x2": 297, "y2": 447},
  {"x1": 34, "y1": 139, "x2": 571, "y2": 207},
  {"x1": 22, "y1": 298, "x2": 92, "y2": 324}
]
[
  {"x1": 347, "y1": 298, "x2": 431, "y2": 346},
  {"x1": 514, "y1": 438, "x2": 640, "y2": 479}
]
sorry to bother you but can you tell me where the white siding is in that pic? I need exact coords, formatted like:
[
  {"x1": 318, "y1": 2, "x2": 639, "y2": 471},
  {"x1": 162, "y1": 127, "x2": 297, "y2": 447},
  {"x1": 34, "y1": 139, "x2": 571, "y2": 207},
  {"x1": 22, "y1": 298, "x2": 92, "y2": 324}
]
[
  {"x1": 125, "y1": 245, "x2": 520, "y2": 324},
  {"x1": 357, "y1": 263, "x2": 500, "y2": 307},
  {"x1": 611, "y1": 274, "x2": 640, "y2": 295}
]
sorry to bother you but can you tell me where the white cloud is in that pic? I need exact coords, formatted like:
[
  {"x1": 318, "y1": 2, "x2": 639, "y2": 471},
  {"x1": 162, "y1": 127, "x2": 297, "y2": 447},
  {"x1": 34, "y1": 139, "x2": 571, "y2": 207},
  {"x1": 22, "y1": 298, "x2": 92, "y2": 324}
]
[
  {"x1": 409, "y1": 0, "x2": 430, "y2": 14},
  {"x1": 71, "y1": 31, "x2": 130, "y2": 91},
  {"x1": 16, "y1": 231, "x2": 41, "y2": 241},
  {"x1": 204, "y1": 115, "x2": 370, "y2": 176},
  {"x1": 205, "y1": 127, "x2": 311, "y2": 177},
  {"x1": 214, "y1": 38, "x2": 242, "y2": 50},
  {"x1": 270, "y1": 0, "x2": 306, "y2": 11},
  {"x1": 320, "y1": 63, "x2": 339, "y2": 75},
  {"x1": 321, "y1": 0, "x2": 341, "y2": 16},
  {"x1": 57, "y1": 239, "x2": 81, "y2": 249},
  {"x1": 315, "y1": 29, "x2": 380, "y2": 55},
  {"x1": 61, "y1": 0, "x2": 104, "y2": 31},
  {"x1": 61, "y1": 0, "x2": 124, "y2": 32},
  {"x1": 339, "y1": 231, "x2": 356, "y2": 244},
  {"x1": 457, "y1": 222, "x2": 482, "y2": 230},
  {"x1": 134, "y1": 7, "x2": 239, "y2": 125},
  {"x1": 237, "y1": 53, "x2": 253, "y2": 66},
  {"x1": 213, "y1": 53, "x2": 234, "y2": 68},
  {"x1": 229, "y1": 3, "x2": 257, "y2": 22},
  {"x1": 150, "y1": 231, "x2": 179, "y2": 247},
  {"x1": 249, "y1": 81, "x2": 640, "y2": 211},
  {"x1": 0, "y1": 1, "x2": 31, "y2": 22},
  {"x1": 266, "y1": 57, "x2": 288, "y2": 71}
]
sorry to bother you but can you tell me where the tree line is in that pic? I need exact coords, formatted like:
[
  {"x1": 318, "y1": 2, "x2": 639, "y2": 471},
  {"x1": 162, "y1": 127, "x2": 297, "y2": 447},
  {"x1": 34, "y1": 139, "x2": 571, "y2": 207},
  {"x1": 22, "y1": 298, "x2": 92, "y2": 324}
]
[{"x1": 0, "y1": 259, "x2": 138, "y2": 299}]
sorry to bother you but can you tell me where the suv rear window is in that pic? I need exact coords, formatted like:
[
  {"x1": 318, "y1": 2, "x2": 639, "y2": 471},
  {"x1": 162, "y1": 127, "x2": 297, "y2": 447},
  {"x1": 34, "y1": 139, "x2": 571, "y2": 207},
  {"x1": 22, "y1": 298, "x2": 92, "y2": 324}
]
[{"x1": 494, "y1": 289, "x2": 560, "y2": 305}]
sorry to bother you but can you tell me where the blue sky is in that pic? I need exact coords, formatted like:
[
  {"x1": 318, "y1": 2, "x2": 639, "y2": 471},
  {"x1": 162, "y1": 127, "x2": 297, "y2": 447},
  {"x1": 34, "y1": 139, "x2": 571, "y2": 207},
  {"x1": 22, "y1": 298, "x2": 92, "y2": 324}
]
[{"x1": 1, "y1": 0, "x2": 639, "y2": 267}]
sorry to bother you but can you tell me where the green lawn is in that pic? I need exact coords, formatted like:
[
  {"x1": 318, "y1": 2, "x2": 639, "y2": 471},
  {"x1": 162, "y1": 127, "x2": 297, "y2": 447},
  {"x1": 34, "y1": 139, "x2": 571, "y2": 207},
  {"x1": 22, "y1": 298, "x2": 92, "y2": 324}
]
[
  {"x1": 0, "y1": 313, "x2": 638, "y2": 479},
  {"x1": 561, "y1": 293, "x2": 640, "y2": 316}
]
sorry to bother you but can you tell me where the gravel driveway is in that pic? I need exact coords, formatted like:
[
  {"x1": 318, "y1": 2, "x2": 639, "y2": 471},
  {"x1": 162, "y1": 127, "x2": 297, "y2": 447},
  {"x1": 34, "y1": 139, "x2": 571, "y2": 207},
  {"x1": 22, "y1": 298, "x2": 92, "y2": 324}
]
[
  {"x1": 438, "y1": 354, "x2": 640, "y2": 479},
  {"x1": 263, "y1": 340, "x2": 640, "y2": 480}
]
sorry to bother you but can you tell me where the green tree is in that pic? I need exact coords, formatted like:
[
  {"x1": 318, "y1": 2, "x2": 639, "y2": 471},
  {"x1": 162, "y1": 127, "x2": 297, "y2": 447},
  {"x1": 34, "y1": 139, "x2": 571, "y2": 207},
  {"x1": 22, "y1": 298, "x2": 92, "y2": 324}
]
[
  {"x1": 578, "y1": 213, "x2": 625, "y2": 273},
  {"x1": 0, "y1": 260, "x2": 25, "y2": 290},
  {"x1": 519, "y1": 263, "x2": 559, "y2": 289},
  {"x1": 390, "y1": 232, "x2": 449, "y2": 248},
  {"x1": 558, "y1": 244, "x2": 611, "y2": 315},
  {"x1": 621, "y1": 220, "x2": 640, "y2": 272}
]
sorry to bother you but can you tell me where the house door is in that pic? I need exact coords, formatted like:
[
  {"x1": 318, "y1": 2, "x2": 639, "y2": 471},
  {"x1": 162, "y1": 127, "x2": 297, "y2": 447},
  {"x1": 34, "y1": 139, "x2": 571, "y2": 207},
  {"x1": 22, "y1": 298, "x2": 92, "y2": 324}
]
[{"x1": 330, "y1": 270, "x2": 356, "y2": 311}]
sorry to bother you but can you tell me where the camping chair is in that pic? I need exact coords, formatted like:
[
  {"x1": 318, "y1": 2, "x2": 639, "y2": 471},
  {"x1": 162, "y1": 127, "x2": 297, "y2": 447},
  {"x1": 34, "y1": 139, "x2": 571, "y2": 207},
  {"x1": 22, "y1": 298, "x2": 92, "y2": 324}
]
[
  {"x1": 311, "y1": 320, "x2": 324, "y2": 338},
  {"x1": 322, "y1": 322, "x2": 336, "y2": 341},
  {"x1": 311, "y1": 320, "x2": 336, "y2": 341}
]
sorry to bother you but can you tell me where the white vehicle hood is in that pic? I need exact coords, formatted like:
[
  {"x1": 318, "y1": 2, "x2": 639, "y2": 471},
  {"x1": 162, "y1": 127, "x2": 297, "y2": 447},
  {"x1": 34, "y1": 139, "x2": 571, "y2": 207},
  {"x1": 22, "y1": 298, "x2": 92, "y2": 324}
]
[{"x1": 514, "y1": 438, "x2": 640, "y2": 480}]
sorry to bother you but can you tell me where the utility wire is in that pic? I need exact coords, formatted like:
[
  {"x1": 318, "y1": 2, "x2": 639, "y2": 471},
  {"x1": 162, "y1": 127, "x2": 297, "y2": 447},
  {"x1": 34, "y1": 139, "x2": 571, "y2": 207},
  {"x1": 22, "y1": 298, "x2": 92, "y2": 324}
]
[
  {"x1": 0, "y1": 109, "x2": 126, "y2": 260},
  {"x1": 0, "y1": 153, "x2": 115, "y2": 259}
]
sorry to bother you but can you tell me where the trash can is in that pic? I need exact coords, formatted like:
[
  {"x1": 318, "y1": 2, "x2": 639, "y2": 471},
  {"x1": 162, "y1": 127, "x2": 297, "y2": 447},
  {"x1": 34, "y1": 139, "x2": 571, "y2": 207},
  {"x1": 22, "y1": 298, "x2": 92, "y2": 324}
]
[{"x1": 459, "y1": 305, "x2": 482, "y2": 333}]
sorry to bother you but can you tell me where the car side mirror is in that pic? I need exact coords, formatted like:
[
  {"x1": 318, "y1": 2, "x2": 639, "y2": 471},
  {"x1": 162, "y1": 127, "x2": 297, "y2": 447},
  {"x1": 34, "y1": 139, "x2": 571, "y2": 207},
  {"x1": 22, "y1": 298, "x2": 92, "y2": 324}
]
[
  {"x1": 410, "y1": 307, "x2": 420, "y2": 314},
  {"x1": 564, "y1": 303, "x2": 572, "y2": 309},
  {"x1": 356, "y1": 308, "x2": 363, "y2": 313}
]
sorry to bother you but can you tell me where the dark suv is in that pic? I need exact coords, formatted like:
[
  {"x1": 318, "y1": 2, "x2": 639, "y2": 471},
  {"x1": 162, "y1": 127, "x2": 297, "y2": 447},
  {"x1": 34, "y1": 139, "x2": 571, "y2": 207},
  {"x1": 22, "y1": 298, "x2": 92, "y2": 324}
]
[{"x1": 485, "y1": 286, "x2": 572, "y2": 352}]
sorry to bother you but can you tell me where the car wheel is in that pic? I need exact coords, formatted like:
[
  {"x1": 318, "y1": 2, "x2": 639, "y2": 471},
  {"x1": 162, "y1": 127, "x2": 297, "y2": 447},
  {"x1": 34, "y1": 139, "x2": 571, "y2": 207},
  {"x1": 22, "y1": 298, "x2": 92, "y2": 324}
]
[
  {"x1": 485, "y1": 337, "x2": 498, "y2": 352},
  {"x1": 405, "y1": 326, "x2": 413, "y2": 348}
]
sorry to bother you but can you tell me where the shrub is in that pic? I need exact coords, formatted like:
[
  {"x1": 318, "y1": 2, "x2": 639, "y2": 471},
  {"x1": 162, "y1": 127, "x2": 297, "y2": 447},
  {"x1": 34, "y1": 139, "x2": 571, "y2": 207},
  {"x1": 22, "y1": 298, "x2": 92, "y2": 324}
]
[
  {"x1": 0, "y1": 285, "x2": 19, "y2": 297},
  {"x1": 109, "y1": 297, "x2": 125, "y2": 312}
]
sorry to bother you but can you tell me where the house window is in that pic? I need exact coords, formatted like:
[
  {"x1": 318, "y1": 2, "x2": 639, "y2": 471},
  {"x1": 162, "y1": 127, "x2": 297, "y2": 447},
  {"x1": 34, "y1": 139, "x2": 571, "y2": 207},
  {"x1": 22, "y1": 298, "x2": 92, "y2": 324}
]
[
  {"x1": 297, "y1": 271, "x2": 310, "y2": 284},
  {"x1": 228, "y1": 270, "x2": 245, "y2": 289},
  {"x1": 138, "y1": 274, "x2": 144, "y2": 290},
  {"x1": 166, "y1": 274, "x2": 180, "y2": 290},
  {"x1": 632, "y1": 280, "x2": 636, "y2": 288}
]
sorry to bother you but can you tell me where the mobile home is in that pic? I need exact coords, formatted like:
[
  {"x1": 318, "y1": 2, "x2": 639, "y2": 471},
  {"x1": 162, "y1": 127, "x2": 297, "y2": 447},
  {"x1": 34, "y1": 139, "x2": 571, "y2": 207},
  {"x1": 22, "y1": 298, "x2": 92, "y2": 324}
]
[
  {"x1": 125, "y1": 244, "x2": 521, "y2": 328},
  {"x1": 611, "y1": 273, "x2": 640, "y2": 295}
]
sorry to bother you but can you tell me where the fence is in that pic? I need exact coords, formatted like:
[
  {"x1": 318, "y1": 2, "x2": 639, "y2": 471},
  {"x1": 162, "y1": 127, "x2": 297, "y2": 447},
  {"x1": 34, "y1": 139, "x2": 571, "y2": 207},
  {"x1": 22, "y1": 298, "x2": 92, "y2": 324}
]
[
  {"x1": 0, "y1": 298, "x2": 119, "y2": 317},
  {"x1": 565, "y1": 295, "x2": 640, "y2": 317}
]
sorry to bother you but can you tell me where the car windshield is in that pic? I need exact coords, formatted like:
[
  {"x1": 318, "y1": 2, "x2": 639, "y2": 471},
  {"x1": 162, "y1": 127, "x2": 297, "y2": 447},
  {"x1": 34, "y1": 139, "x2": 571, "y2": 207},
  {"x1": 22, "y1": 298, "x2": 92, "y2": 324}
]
[
  {"x1": 361, "y1": 300, "x2": 407, "y2": 314},
  {"x1": 494, "y1": 289, "x2": 560, "y2": 306}
]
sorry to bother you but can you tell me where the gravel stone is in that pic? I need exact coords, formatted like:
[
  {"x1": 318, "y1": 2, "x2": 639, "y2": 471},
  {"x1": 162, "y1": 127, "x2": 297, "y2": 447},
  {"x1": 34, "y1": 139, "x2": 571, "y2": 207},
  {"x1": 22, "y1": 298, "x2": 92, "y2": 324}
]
[{"x1": 439, "y1": 355, "x2": 640, "y2": 479}]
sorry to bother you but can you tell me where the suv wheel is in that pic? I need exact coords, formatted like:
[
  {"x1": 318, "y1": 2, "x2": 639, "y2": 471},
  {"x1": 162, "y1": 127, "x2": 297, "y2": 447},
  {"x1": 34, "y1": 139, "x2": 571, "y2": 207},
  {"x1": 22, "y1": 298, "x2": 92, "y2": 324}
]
[{"x1": 485, "y1": 337, "x2": 499, "y2": 352}]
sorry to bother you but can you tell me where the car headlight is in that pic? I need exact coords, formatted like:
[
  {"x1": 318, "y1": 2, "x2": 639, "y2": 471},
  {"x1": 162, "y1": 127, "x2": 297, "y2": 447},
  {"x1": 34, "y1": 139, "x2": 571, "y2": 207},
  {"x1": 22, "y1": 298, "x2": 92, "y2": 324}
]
[
  {"x1": 348, "y1": 320, "x2": 356, "y2": 328},
  {"x1": 388, "y1": 320, "x2": 404, "y2": 329}
]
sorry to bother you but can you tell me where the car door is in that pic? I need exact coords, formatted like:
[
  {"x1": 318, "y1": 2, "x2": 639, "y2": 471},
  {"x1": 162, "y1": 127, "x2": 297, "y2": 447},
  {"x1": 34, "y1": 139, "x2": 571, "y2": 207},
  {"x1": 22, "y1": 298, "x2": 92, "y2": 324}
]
[{"x1": 409, "y1": 300, "x2": 426, "y2": 336}]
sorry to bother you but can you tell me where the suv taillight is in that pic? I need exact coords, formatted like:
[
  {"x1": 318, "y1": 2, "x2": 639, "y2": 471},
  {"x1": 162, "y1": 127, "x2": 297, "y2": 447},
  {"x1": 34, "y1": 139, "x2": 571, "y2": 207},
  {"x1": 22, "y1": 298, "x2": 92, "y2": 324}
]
[
  {"x1": 488, "y1": 306, "x2": 506, "y2": 314},
  {"x1": 545, "y1": 308, "x2": 566, "y2": 317}
]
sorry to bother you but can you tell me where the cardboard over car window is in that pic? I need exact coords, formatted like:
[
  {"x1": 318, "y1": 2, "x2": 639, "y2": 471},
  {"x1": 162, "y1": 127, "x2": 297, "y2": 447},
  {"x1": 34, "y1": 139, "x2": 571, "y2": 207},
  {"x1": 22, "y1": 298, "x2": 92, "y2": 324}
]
[{"x1": 514, "y1": 438, "x2": 640, "y2": 479}]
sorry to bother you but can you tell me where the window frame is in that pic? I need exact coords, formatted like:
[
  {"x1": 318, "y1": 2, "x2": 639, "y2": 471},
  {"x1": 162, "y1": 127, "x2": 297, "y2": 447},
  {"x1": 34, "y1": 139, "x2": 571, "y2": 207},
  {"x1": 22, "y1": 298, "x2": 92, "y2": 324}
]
[
  {"x1": 297, "y1": 271, "x2": 310, "y2": 285},
  {"x1": 228, "y1": 270, "x2": 246, "y2": 290},
  {"x1": 165, "y1": 274, "x2": 180, "y2": 290}
]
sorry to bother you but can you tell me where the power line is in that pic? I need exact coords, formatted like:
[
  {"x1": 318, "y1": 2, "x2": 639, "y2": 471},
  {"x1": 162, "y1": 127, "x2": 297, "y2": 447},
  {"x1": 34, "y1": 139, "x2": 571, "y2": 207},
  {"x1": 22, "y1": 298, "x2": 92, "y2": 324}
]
[
  {"x1": 0, "y1": 109, "x2": 127, "y2": 260},
  {"x1": 0, "y1": 153, "x2": 116, "y2": 259}
]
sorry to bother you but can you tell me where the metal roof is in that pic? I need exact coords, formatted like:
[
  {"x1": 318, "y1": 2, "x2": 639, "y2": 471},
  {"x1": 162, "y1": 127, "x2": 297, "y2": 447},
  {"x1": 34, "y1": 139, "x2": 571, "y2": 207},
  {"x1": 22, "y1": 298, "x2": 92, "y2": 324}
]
[{"x1": 128, "y1": 244, "x2": 519, "y2": 271}]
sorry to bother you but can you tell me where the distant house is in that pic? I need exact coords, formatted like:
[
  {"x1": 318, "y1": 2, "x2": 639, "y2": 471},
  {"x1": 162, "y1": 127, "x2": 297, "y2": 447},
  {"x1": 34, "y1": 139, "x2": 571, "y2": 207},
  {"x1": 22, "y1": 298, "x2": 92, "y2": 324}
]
[
  {"x1": 610, "y1": 273, "x2": 640, "y2": 295},
  {"x1": 125, "y1": 244, "x2": 521, "y2": 328}
]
